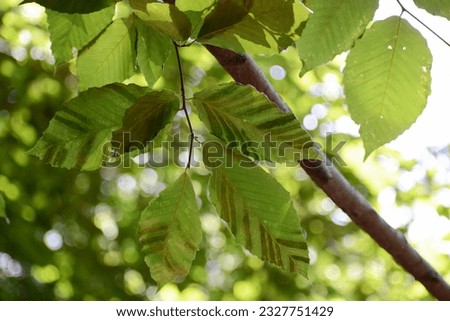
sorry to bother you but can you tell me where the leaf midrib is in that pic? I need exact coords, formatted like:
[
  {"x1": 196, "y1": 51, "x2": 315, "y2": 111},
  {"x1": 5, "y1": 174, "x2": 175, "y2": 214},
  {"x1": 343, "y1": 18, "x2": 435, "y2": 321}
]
[
  {"x1": 374, "y1": 17, "x2": 402, "y2": 133},
  {"x1": 219, "y1": 167, "x2": 288, "y2": 264},
  {"x1": 87, "y1": 19, "x2": 132, "y2": 77},
  {"x1": 160, "y1": 174, "x2": 191, "y2": 259}
]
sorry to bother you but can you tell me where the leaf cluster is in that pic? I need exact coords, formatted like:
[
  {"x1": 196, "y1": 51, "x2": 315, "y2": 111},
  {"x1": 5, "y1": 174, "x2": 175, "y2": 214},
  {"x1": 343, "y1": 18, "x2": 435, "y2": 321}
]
[
  {"x1": 30, "y1": 0, "x2": 314, "y2": 285},
  {"x1": 21, "y1": 0, "x2": 450, "y2": 288}
]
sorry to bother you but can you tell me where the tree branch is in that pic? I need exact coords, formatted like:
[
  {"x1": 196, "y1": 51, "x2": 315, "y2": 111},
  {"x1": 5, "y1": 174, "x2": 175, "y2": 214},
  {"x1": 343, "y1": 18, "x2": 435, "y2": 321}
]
[
  {"x1": 205, "y1": 45, "x2": 450, "y2": 300},
  {"x1": 205, "y1": 45, "x2": 291, "y2": 112}
]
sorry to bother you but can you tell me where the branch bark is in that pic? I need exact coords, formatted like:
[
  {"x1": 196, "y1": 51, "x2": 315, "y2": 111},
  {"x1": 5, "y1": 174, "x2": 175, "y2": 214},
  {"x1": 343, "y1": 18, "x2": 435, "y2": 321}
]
[{"x1": 204, "y1": 45, "x2": 450, "y2": 300}]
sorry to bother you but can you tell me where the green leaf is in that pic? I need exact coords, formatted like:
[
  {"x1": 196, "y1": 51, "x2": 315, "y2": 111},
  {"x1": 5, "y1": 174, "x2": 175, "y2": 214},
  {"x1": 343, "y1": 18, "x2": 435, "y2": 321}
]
[
  {"x1": 23, "y1": 0, "x2": 117, "y2": 14},
  {"x1": 175, "y1": 0, "x2": 216, "y2": 38},
  {"x1": 208, "y1": 148, "x2": 309, "y2": 276},
  {"x1": 139, "y1": 3, "x2": 192, "y2": 42},
  {"x1": 46, "y1": 6, "x2": 115, "y2": 65},
  {"x1": 135, "y1": 18, "x2": 173, "y2": 87},
  {"x1": 111, "y1": 89, "x2": 179, "y2": 154},
  {"x1": 413, "y1": 0, "x2": 450, "y2": 20},
  {"x1": 129, "y1": 0, "x2": 151, "y2": 13},
  {"x1": 197, "y1": 0, "x2": 251, "y2": 40},
  {"x1": 192, "y1": 82, "x2": 315, "y2": 164},
  {"x1": 77, "y1": 17, "x2": 136, "y2": 91},
  {"x1": 139, "y1": 173, "x2": 202, "y2": 285},
  {"x1": 0, "y1": 194, "x2": 5, "y2": 219},
  {"x1": 29, "y1": 84, "x2": 149, "y2": 170},
  {"x1": 297, "y1": 0, "x2": 378, "y2": 75},
  {"x1": 197, "y1": 0, "x2": 309, "y2": 55},
  {"x1": 343, "y1": 17, "x2": 432, "y2": 158},
  {"x1": 176, "y1": 0, "x2": 216, "y2": 12}
]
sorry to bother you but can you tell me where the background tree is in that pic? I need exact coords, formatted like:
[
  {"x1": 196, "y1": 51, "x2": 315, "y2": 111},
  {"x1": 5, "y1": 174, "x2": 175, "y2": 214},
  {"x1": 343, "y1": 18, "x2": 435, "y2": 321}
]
[{"x1": 1, "y1": 0, "x2": 450, "y2": 300}]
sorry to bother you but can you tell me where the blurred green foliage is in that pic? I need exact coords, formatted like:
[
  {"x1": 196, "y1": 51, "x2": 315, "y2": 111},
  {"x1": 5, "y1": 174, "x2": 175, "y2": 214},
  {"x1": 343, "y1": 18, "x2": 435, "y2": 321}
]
[{"x1": 1, "y1": 1, "x2": 449, "y2": 300}]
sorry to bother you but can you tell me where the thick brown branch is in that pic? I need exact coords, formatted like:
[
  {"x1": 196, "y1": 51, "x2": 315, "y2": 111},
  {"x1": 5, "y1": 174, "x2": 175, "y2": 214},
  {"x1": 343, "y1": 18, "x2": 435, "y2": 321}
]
[
  {"x1": 205, "y1": 45, "x2": 450, "y2": 300},
  {"x1": 301, "y1": 159, "x2": 450, "y2": 300},
  {"x1": 205, "y1": 45, "x2": 291, "y2": 112}
]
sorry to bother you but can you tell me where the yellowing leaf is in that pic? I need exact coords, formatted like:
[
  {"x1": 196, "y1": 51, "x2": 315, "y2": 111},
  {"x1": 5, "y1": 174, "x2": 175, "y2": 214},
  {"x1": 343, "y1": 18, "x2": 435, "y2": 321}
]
[
  {"x1": 209, "y1": 149, "x2": 309, "y2": 276},
  {"x1": 139, "y1": 173, "x2": 202, "y2": 285},
  {"x1": 193, "y1": 82, "x2": 315, "y2": 164},
  {"x1": 29, "y1": 84, "x2": 175, "y2": 171}
]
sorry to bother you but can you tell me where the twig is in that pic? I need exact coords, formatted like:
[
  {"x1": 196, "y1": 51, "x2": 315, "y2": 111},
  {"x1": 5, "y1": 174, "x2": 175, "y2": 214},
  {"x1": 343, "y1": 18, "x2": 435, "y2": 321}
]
[
  {"x1": 173, "y1": 42, "x2": 194, "y2": 169},
  {"x1": 396, "y1": 0, "x2": 450, "y2": 47}
]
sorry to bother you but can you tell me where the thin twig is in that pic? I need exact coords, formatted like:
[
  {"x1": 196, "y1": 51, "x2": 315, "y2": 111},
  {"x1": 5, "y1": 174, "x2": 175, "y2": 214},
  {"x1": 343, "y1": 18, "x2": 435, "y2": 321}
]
[
  {"x1": 173, "y1": 42, "x2": 194, "y2": 169},
  {"x1": 396, "y1": 0, "x2": 450, "y2": 47}
]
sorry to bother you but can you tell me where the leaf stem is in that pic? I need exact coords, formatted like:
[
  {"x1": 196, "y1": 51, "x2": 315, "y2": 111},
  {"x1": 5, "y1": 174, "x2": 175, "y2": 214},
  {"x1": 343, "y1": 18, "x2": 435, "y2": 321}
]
[
  {"x1": 396, "y1": 0, "x2": 450, "y2": 47},
  {"x1": 173, "y1": 42, "x2": 194, "y2": 169}
]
